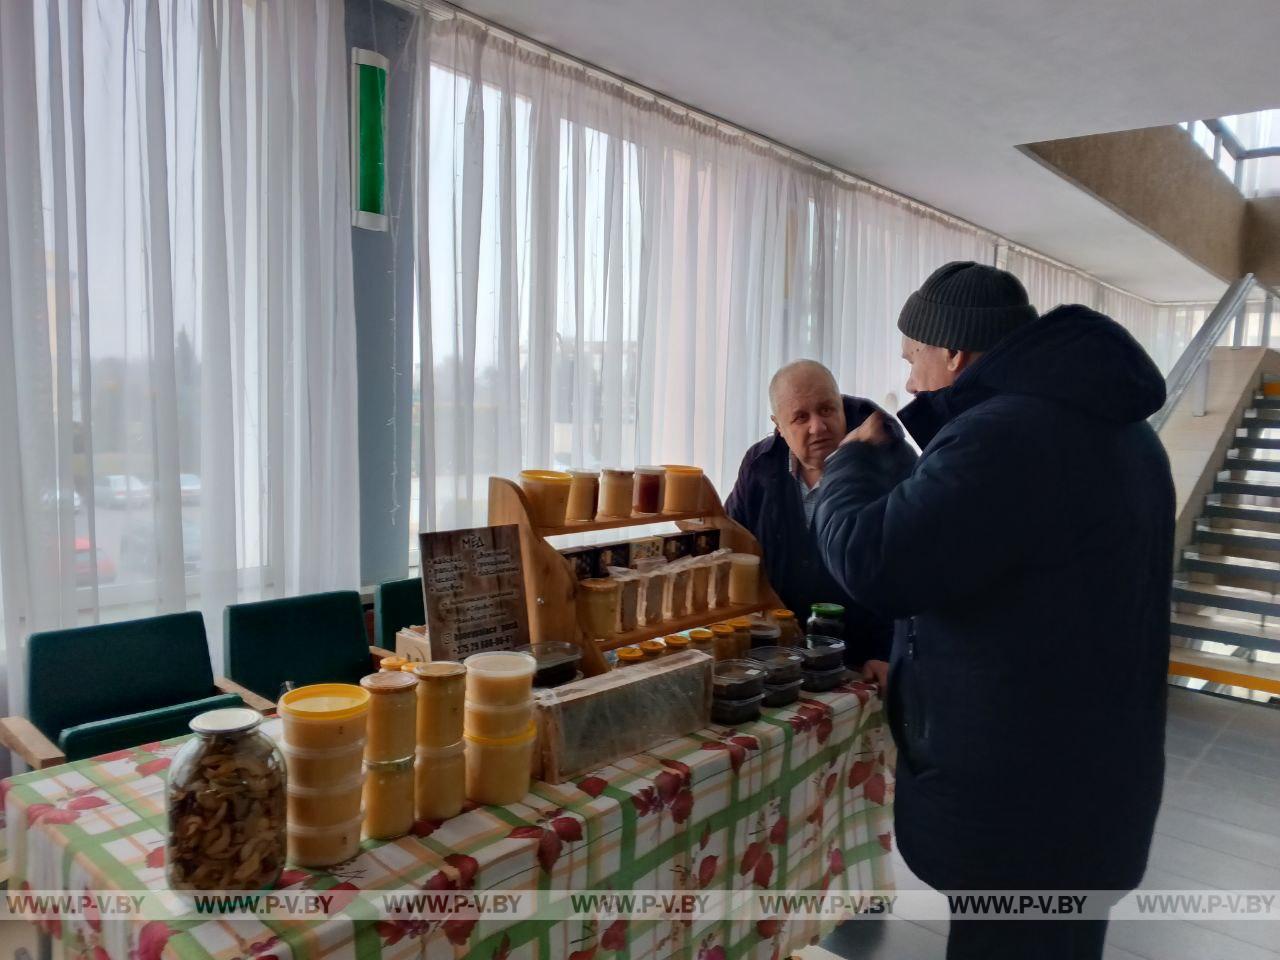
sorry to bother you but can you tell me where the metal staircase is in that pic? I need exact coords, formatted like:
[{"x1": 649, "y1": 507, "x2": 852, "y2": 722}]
[{"x1": 1171, "y1": 382, "x2": 1280, "y2": 700}]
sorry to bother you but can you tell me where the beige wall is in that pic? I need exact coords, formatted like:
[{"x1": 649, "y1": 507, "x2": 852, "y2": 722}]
[
  {"x1": 1245, "y1": 197, "x2": 1280, "y2": 289},
  {"x1": 1024, "y1": 126, "x2": 1247, "y2": 283}
]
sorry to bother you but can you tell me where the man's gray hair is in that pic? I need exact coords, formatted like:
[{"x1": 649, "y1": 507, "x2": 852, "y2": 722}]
[{"x1": 768, "y1": 359, "x2": 839, "y2": 414}]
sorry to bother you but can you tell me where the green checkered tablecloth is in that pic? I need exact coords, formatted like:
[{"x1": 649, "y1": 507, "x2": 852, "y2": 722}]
[{"x1": 1, "y1": 683, "x2": 893, "y2": 960}]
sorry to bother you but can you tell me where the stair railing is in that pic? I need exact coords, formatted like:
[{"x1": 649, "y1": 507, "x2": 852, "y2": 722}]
[{"x1": 1149, "y1": 274, "x2": 1256, "y2": 433}]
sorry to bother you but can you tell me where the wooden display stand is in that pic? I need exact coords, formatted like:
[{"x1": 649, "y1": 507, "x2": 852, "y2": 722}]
[{"x1": 488, "y1": 474, "x2": 784, "y2": 677}]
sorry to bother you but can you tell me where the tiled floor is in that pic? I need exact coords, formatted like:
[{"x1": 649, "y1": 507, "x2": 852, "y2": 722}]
[
  {"x1": 1, "y1": 689, "x2": 1276, "y2": 960},
  {"x1": 804, "y1": 687, "x2": 1280, "y2": 960}
]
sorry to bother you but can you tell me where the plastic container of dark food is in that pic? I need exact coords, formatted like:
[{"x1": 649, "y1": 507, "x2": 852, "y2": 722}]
[
  {"x1": 802, "y1": 665, "x2": 847, "y2": 692},
  {"x1": 711, "y1": 692, "x2": 764, "y2": 725},
  {"x1": 800, "y1": 635, "x2": 846, "y2": 671},
  {"x1": 762, "y1": 677, "x2": 803, "y2": 707},
  {"x1": 516, "y1": 641, "x2": 583, "y2": 689},
  {"x1": 712, "y1": 660, "x2": 767, "y2": 700},
  {"x1": 746, "y1": 646, "x2": 803, "y2": 684}
]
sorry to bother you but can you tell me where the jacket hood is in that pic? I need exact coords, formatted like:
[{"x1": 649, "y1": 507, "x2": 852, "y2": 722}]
[{"x1": 900, "y1": 304, "x2": 1165, "y2": 445}]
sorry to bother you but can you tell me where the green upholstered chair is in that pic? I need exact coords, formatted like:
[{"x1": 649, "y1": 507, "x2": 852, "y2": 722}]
[
  {"x1": 373, "y1": 576, "x2": 425, "y2": 651},
  {"x1": 224, "y1": 590, "x2": 391, "y2": 701},
  {"x1": 0, "y1": 611, "x2": 270, "y2": 768}
]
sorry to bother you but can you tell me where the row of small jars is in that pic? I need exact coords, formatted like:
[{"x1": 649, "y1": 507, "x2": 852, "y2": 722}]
[
  {"x1": 611, "y1": 609, "x2": 803, "y2": 667},
  {"x1": 519, "y1": 464, "x2": 705, "y2": 527}
]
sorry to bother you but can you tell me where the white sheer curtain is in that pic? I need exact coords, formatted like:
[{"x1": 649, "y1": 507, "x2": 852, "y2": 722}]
[
  {"x1": 0, "y1": 0, "x2": 359, "y2": 738},
  {"x1": 1006, "y1": 248, "x2": 1207, "y2": 374},
  {"x1": 410, "y1": 15, "x2": 995, "y2": 534}
]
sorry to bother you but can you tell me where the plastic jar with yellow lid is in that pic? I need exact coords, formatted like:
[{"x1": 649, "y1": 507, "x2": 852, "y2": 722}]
[
  {"x1": 663, "y1": 635, "x2": 691, "y2": 656},
  {"x1": 709, "y1": 623, "x2": 736, "y2": 661},
  {"x1": 379, "y1": 655, "x2": 408, "y2": 672},
  {"x1": 279, "y1": 684, "x2": 370, "y2": 752},
  {"x1": 772, "y1": 609, "x2": 802, "y2": 646},
  {"x1": 639, "y1": 638, "x2": 667, "y2": 659},
  {"x1": 407, "y1": 661, "x2": 466, "y2": 749},
  {"x1": 360, "y1": 671, "x2": 418, "y2": 763},
  {"x1": 662, "y1": 465, "x2": 704, "y2": 513},
  {"x1": 728, "y1": 617, "x2": 754, "y2": 659},
  {"x1": 519, "y1": 470, "x2": 573, "y2": 527},
  {"x1": 687, "y1": 627, "x2": 716, "y2": 659}
]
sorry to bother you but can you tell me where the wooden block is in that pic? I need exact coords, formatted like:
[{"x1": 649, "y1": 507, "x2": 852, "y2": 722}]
[{"x1": 534, "y1": 650, "x2": 713, "y2": 784}]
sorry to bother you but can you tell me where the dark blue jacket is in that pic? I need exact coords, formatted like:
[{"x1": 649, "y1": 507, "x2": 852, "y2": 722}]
[
  {"x1": 725, "y1": 396, "x2": 915, "y2": 665},
  {"x1": 815, "y1": 305, "x2": 1173, "y2": 891}
]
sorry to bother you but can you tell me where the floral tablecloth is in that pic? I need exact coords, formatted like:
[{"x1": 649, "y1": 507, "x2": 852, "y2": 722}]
[{"x1": 2, "y1": 683, "x2": 893, "y2": 960}]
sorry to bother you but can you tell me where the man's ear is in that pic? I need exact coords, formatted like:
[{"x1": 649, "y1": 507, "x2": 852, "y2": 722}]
[
  {"x1": 946, "y1": 349, "x2": 977, "y2": 373},
  {"x1": 769, "y1": 414, "x2": 779, "y2": 432}
]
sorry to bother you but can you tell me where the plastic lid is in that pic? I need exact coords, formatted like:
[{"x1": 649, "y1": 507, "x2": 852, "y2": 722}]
[
  {"x1": 639, "y1": 639, "x2": 666, "y2": 654},
  {"x1": 279, "y1": 684, "x2": 370, "y2": 720},
  {"x1": 568, "y1": 469, "x2": 599, "y2": 479},
  {"x1": 729, "y1": 553, "x2": 760, "y2": 566},
  {"x1": 664, "y1": 465, "x2": 702, "y2": 475},
  {"x1": 635, "y1": 465, "x2": 664, "y2": 474},
  {"x1": 408, "y1": 661, "x2": 466, "y2": 680},
  {"x1": 190, "y1": 707, "x2": 262, "y2": 736},
  {"x1": 416, "y1": 740, "x2": 465, "y2": 760},
  {"x1": 771, "y1": 609, "x2": 796, "y2": 621},
  {"x1": 810, "y1": 603, "x2": 846, "y2": 617},
  {"x1": 664, "y1": 635, "x2": 691, "y2": 649},
  {"x1": 361, "y1": 671, "x2": 418, "y2": 695},
  {"x1": 514, "y1": 641, "x2": 582, "y2": 668},
  {"x1": 464, "y1": 723, "x2": 537, "y2": 747},
  {"x1": 602, "y1": 468, "x2": 634, "y2": 477},
  {"x1": 708, "y1": 624, "x2": 734, "y2": 636},
  {"x1": 520, "y1": 469, "x2": 572, "y2": 483},
  {"x1": 747, "y1": 646, "x2": 802, "y2": 668},
  {"x1": 750, "y1": 623, "x2": 782, "y2": 638},
  {"x1": 580, "y1": 578, "x2": 620, "y2": 593},
  {"x1": 615, "y1": 646, "x2": 645, "y2": 662},
  {"x1": 728, "y1": 617, "x2": 754, "y2": 629},
  {"x1": 464, "y1": 651, "x2": 537, "y2": 677},
  {"x1": 379, "y1": 655, "x2": 408, "y2": 670}
]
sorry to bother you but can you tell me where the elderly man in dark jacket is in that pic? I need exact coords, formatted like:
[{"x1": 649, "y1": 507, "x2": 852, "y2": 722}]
[
  {"x1": 814, "y1": 262, "x2": 1172, "y2": 960},
  {"x1": 725, "y1": 360, "x2": 915, "y2": 668}
]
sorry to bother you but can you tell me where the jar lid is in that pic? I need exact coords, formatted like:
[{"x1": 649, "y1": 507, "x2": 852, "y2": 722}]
[
  {"x1": 407, "y1": 661, "x2": 466, "y2": 680},
  {"x1": 580, "y1": 578, "x2": 620, "y2": 593},
  {"x1": 464, "y1": 651, "x2": 537, "y2": 678},
  {"x1": 635, "y1": 465, "x2": 664, "y2": 474},
  {"x1": 771, "y1": 609, "x2": 796, "y2": 621},
  {"x1": 750, "y1": 623, "x2": 782, "y2": 638},
  {"x1": 639, "y1": 639, "x2": 666, "y2": 653},
  {"x1": 568, "y1": 469, "x2": 599, "y2": 479},
  {"x1": 810, "y1": 603, "x2": 846, "y2": 617},
  {"x1": 279, "y1": 684, "x2": 370, "y2": 720},
  {"x1": 615, "y1": 646, "x2": 644, "y2": 661},
  {"x1": 360, "y1": 671, "x2": 418, "y2": 695},
  {"x1": 728, "y1": 617, "x2": 754, "y2": 629},
  {"x1": 708, "y1": 624, "x2": 733, "y2": 636},
  {"x1": 664, "y1": 465, "x2": 703, "y2": 475},
  {"x1": 190, "y1": 707, "x2": 262, "y2": 736},
  {"x1": 664, "y1": 635, "x2": 691, "y2": 648},
  {"x1": 379, "y1": 655, "x2": 408, "y2": 670},
  {"x1": 602, "y1": 468, "x2": 634, "y2": 477},
  {"x1": 520, "y1": 469, "x2": 572, "y2": 483},
  {"x1": 729, "y1": 553, "x2": 760, "y2": 566}
]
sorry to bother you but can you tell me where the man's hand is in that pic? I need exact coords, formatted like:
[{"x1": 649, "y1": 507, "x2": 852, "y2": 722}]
[
  {"x1": 840, "y1": 410, "x2": 890, "y2": 447},
  {"x1": 861, "y1": 658, "x2": 889, "y2": 689}
]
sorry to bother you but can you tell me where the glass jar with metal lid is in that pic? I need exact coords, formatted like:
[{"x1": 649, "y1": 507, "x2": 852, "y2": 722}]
[{"x1": 807, "y1": 603, "x2": 845, "y2": 642}]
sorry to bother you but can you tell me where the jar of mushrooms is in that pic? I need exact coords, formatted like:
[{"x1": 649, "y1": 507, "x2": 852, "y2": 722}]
[{"x1": 166, "y1": 708, "x2": 286, "y2": 890}]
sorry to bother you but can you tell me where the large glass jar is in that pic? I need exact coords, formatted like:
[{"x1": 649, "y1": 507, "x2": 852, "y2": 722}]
[
  {"x1": 566, "y1": 470, "x2": 600, "y2": 521},
  {"x1": 633, "y1": 466, "x2": 664, "y2": 514},
  {"x1": 807, "y1": 603, "x2": 846, "y2": 643},
  {"x1": 167, "y1": 708, "x2": 286, "y2": 891},
  {"x1": 577, "y1": 578, "x2": 621, "y2": 639},
  {"x1": 662, "y1": 465, "x2": 704, "y2": 513},
  {"x1": 519, "y1": 470, "x2": 573, "y2": 527},
  {"x1": 599, "y1": 469, "x2": 634, "y2": 518},
  {"x1": 360, "y1": 670, "x2": 418, "y2": 763}
]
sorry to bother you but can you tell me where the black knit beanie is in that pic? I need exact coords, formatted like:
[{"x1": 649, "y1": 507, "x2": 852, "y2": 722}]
[{"x1": 897, "y1": 261, "x2": 1037, "y2": 352}]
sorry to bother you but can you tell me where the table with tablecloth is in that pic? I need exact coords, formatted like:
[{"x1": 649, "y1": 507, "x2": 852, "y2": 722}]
[{"x1": 1, "y1": 681, "x2": 894, "y2": 960}]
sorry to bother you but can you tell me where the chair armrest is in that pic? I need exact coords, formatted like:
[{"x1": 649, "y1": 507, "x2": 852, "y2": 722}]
[
  {"x1": 213, "y1": 677, "x2": 275, "y2": 714},
  {"x1": 0, "y1": 716, "x2": 66, "y2": 769},
  {"x1": 369, "y1": 646, "x2": 397, "y2": 670}
]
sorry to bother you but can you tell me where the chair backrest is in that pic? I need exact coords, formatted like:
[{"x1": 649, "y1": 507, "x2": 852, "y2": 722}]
[
  {"x1": 27, "y1": 611, "x2": 214, "y2": 740},
  {"x1": 373, "y1": 576, "x2": 425, "y2": 649},
  {"x1": 224, "y1": 591, "x2": 369, "y2": 699}
]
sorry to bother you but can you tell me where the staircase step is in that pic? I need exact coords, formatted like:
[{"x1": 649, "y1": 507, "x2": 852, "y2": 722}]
[
  {"x1": 1203, "y1": 497, "x2": 1280, "y2": 525},
  {"x1": 1214, "y1": 471, "x2": 1280, "y2": 498},
  {"x1": 1169, "y1": 647, "x2": 1280, "y2": 696},
  {"x1": 1225, "y1": 451, "x2": 1280, "y2": 472},
  {"x1": 1233, "y1": 427, "x2": 1280, "y2": 450},
  {"x1": 1250, "y1": 393, "x2": 1280, "y2": 409},
  {"x1": 1173, "y1": 580, "x2": 1280, "y2": 618},
  {"x1": 1193, "y1": 523, "x2": 1280, "y2": 553},
  {"x1": 1182, "y1": 550, "x2": 1280, "y2": 583},
  {"x1": 1170, "y1": 611, "x2": 1280, "y2": 655}
]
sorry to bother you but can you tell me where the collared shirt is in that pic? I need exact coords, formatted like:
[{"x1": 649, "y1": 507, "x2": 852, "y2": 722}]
[{"x1": 790, "y1": 452, "x2": 822, "y2": 526}]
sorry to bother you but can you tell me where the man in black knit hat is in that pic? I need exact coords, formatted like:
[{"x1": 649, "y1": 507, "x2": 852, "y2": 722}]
[{"x1": 814, "y1": 262, "x2": 1173, "y2": 959}]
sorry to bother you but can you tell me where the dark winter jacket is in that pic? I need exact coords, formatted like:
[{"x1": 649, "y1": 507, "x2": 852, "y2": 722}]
[
  {"x1": 725, "y1": 396, "x2": 916, "y2": 666},
  {"x1": 814, "y1": 305, "x2": 1173, "y2": 891}
]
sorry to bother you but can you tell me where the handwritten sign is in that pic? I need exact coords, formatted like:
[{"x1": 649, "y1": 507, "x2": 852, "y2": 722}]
[{"x1": 418, "y1": 525, "x2": 530, "y2": 661}]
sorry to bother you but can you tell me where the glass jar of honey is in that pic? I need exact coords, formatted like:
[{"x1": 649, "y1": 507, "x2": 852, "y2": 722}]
[
  {"x1": 599, "y1": 469, "x2": 634, "y2": 518},
  {"x1": 728, "y1": 553, "x2": 761, "y2": 604},
  {"x1": 633, "y1": 466, "x2": 664, "y2": 515},
  {"x1": 615, "y1": 646, "x2": 645, "y2": 667},
  {"x1": 566, "y1": 470, "x2": 600, "y2": 522},
  {"x1": 577, "y1": 578, "x2": 621, "y2": 639},
  {"x1": 664, "y1": 634, "x2": 691, "y2": 656},
  {"x1": 662, "y1": 465, "x2": 704, "y2": 513},
  {"x1": 728, "y1": 617, "x2": 754, "y2": 658},
  {"x1": 639, "y1": 638, "x2": 667, "y2": 659},
  {"x1": 710, "y1": 623, "x2": 737, "y2": 661},
  {"x1": 407, "y1": 661, "x2": 466, "y2": 749},
  {"x1": 772, "y1": 609, "x2": 802, "y2": 646},
  {"x1": 519, "y1": 469, "x2": 573, "y2": 527},
  {"x1": 688, "y1": 627, "x2": 717, "y2": 659},
  {"x1": 360, "y1": 671, "x2": 418, "y2": 763}
]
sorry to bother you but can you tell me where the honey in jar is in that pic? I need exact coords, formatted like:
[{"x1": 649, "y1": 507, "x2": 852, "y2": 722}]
[
  {"x1": 633, "y1": 466, "x2": 664, "y2": 515},
  {"x1": 599, "y1": 469, "x2": 634, "y2": 518}
]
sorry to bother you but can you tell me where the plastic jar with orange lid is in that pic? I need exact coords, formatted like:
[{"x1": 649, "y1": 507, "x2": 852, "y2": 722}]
[
  {"x1": 379, "y1": 655, "x2": 407, "y2": 672},
  {"x1": 520, "y1": 470, "x2": 573, "y2": 527},
  {"x1": 614, "y1": 646, "x2": 645, "y2": 667},
  {"x1": 772, "y1": 609, "x2": 802, "y2": 646},
  {"x1": 639, "y1": 638, "x2": 667, "y2": 659},
  {"x1": 688, "y1": 627, "x2": 716, "y2": 659},
  {"x1": 728, "y1": 617, "x2": 754, "y2": 659},
  {"x1": 664, "y1": 635, "x2": 691, "y2": 656},
  {"x1": 709, "y1": 623, "x2": 736, "y2": 661}
]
